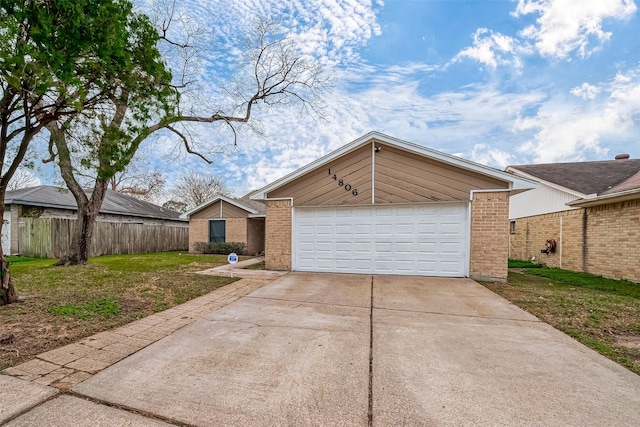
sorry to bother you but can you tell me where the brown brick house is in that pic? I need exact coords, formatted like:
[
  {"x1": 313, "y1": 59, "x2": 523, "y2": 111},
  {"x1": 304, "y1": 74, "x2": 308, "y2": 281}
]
[
  {"x1": 508, "y1": 157, "x2": 640, "y2": 282},
  {"x1": 183, "y1": 195, "x2": 265, "y2": 255},
  {"x1": 251, "y1": 132, "x2": 534, "y2": 281}
]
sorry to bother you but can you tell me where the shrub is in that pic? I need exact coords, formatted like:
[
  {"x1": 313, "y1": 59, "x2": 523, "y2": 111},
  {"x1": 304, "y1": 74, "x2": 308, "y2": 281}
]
[{"x1": 193, "y1": 241, "x2": 245, "y2": 255}]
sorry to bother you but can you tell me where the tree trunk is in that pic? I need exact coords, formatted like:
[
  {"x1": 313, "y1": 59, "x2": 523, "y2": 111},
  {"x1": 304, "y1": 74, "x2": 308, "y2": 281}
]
[
  {"x1": 0, "y1": 256, "x2": 17, "y2": 305},
  {"x1": 55, "y1": 179, "x2": 109, "y2": 266},
  {"x1": 0, "y1": 200, "x2": 18, "y2": 305}
]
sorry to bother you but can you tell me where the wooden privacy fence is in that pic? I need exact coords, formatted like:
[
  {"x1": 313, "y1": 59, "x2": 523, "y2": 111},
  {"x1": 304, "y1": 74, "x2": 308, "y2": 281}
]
[{"x1": 19, "y1": 217, "x2": 189, "y2": 258}]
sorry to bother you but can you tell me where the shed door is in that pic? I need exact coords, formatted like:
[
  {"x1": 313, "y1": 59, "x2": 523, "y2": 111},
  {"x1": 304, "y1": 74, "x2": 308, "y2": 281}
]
[{"x1": 293, "y1": 203, "x2": 468, "y2": 276}]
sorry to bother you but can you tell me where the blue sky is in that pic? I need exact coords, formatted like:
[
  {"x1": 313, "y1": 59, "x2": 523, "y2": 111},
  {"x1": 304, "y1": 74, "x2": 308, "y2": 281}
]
[{"x1": 33, "y1": 0, "x2": 640, "y2": 198}]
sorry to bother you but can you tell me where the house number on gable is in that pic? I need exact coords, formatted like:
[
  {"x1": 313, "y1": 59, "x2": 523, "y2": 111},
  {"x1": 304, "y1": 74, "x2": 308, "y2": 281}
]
[{"x1": 328, "y1": 168, "x2": 358, "y2": 196}]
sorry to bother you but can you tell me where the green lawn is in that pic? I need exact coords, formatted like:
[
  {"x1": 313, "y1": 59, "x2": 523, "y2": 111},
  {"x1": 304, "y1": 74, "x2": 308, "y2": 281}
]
[{"x1": 0, "y1": 252, "x2": 238, "y2": 370}]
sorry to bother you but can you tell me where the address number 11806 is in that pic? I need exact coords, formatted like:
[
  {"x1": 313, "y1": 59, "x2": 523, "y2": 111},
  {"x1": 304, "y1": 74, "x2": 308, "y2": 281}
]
[{"x1": 328, "y1": 168, "x2": 358, "y2": 196}]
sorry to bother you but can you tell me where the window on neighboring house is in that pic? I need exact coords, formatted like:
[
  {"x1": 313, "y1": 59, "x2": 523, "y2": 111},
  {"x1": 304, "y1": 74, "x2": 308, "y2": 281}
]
[
  {"x1": 209, "y1": 219, "x2": 226, "y2": 243},
  {"x1": 510, "y1": 220, "x2": 516, "y2": 234}
]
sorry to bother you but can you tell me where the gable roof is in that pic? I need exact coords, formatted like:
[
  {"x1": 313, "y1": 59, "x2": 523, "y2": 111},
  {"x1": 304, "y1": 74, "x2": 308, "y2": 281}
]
[
  {"x1": 181, "y1": 194, "x2": 265, "y2": 219},
  {"x1": 251, "y1": 131, "x2": 535, "y2": 200},
  {"x1": 508, "y1": 159, "x2": 640, "y2": 196},
  {"x1": 5, "y1": 185, "x2": 183, "y2": 221}
]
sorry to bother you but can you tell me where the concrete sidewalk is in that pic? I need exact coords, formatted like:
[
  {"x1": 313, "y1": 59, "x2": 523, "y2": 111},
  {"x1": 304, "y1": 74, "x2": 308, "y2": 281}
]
[{"x1": 3, "y1": 273, "x2": 640, "y2": 426}]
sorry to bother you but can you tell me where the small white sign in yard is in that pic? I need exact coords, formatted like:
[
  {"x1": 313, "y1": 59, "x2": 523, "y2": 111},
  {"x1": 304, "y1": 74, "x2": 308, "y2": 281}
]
[{"x1": 227, "y1": 253, "x2": 238, "y2": 277}]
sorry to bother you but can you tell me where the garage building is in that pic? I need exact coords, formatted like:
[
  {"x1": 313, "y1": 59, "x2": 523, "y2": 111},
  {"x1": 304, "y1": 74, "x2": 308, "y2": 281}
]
[{"x1": 251, "y1": 132, "x2": 534, "y2": 281}]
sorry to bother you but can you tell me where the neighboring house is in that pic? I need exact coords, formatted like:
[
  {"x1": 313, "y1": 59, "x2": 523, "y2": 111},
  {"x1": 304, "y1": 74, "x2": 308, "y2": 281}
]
[
  {"x1": 182, "y1": 194, "x2": 265, "y2": 255},
  {"x1": 2, "y1": 185, "x2": 188, "y2": 258},
  {"x1": 250, "y1": 132, "x2": 535, "y2": 281},
  {"x1": 507, "y1": 156, "x2": 640, "y2": 282}
]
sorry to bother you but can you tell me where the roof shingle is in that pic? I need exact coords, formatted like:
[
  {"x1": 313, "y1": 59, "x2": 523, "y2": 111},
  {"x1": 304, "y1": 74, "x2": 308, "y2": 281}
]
[
  {"x1": 508, "y1": 159, "x2": 640, "y2": 195},
  {"x1": 4, "y1": 186, "x2": 183, "y2": 220}
]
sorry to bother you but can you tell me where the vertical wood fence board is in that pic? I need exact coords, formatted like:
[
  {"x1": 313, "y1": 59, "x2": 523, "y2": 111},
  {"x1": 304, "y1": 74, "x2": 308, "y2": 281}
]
[{"x1": 19, "y1": 218, "x2": 188, "y2": 258}]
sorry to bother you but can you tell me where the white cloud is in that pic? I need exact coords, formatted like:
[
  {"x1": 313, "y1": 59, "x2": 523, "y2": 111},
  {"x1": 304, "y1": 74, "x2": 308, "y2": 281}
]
[
  {"x1": 471, "y1": 144, "x2": 514, "y2": 169},
  {"x1": 516, "y1": 68, "x2": 640, "y2": 163},
  {"x1": 570, "y1": 82, "x2": 601, "y2": 100},
  {"x1": 454, "y1": 0, "x2": 637, "y2": 69},
  {"x1": 160, "y1": 0, "x2": 382, "y2": 67},
  {"x1": 513, "y1": 0, "x2": 637, "y2": 59},
  {"x1": 452, "y1": 28, "x2": 523, "y2": 70}
]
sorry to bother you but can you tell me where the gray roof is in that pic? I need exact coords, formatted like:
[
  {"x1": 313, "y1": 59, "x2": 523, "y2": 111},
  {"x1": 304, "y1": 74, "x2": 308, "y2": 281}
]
[
  {"x1": 5, "y1": 186, "x2": 184, "y2": 221},
  {"x1": 181, "y1": 192, "x2": 266, "y2": 219},
  {"x1": 508, "y1": 159, "x2": 640, "y2": 195},
  {"x1": 238, "y1": 191, "x2": 266, "y2": 214}
]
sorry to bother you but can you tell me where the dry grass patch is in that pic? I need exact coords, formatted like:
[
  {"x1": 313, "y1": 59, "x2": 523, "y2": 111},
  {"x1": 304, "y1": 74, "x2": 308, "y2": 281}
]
[
  {"x1": 0, "y1": 252, "x2": 237, "y2": 370},
  {"x1": 482, "y1": 269, "x2": 640, "y2": 376}
]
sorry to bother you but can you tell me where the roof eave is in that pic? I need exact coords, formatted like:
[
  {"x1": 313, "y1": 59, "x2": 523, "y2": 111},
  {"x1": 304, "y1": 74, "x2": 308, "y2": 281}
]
[
  {"x1": 182, "y1": 195, "x2": 259, "y2": 218},
  {"x1": 252, "y1": 132, "x2": 536, "y2": 200},
  {"x1": 505, "y1": 166, "x2": 586, "y2": 198},
  {"x1": 567, "y1": 188, "x2": 640, "y2": 207}
]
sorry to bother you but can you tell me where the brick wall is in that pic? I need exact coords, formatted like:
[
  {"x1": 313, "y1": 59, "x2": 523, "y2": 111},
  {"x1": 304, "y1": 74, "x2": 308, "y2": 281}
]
[
  {"x1": 188, "y1": 218, "x2": 209, "y2": 253},
  {"x1": 246, "y1": 218, "x2": 265, "y2": 255},
  {"x1": 469, "y1": 191, "x2": 510, "y2": 281},
  {"x1": 510, "y1": 199, "x2": 640, "y2": 282},
  {"x1": 586, "y1": 200, "x2": 640, "y2": 282},
  {"x1": 226, "y1": 218, "x2": 247, "y2": 249},
  {"x1": 189, "y1": 218, "x2": 250, "y2": 254},
  {"x1": 265, "y1": 199, "x2": 292, "y2": 270}
]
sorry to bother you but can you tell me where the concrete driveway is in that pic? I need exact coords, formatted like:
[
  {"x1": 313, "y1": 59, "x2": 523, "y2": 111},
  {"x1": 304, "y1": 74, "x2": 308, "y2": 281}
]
[{"x1": 7, "y1": 273, "x2": 640, "y2": 426}]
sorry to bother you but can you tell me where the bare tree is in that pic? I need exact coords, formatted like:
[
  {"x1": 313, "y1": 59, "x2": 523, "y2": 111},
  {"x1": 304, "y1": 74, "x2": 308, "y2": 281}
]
[
  {"x1": 6, "y1": 168, "x2": 41, "y2": 191},
  {"x1": 162, "y1": 199, "x2": 188, "y2": 213},
  {"x1": 45, "y1": 15, "x2": 328, "y2": 266},
  {"x1": 109, "y1": 170, "x2": 165, "y2": 202},
  {"x1": 170, "y1": 171, "x2": 231, "y2": 210}
]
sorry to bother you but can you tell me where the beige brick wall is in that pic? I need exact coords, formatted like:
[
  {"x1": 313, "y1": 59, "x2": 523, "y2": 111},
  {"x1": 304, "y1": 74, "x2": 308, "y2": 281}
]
[
  {"x1": 469, "y1": 191, "x2": 510, "y2": 281},
  {"x1": 586, "y1": 200, "x2": 640, "y2": 282},
  {"x1": 510, "y1": 199, "x2": 640, "y2": 282},
  {"x1": 188, "y1": 218, "x2": 209, "y2": 252},
  {"x1": 189, "y1": 218, "x2": 248, "y2": 254},
  {"x1": 226, "y1": 218, "x2": 247, "y2": 248},
  {"x1": 509, "y1": 211, "x2": 566, "y2": 268},
  {"x1": 265, "y1": 199, "x2": 292, "y2": 270}
]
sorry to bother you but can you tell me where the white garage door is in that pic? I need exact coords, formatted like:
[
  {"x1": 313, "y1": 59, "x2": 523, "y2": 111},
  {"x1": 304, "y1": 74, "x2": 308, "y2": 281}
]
[{"x1": 293, "y1": 203, "x2": 469, "y2": 276}]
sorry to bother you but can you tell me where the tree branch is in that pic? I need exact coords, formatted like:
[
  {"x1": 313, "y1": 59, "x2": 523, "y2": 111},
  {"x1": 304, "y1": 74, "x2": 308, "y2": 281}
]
[{"x1": 165, "y1": 125, "x2": 212, "y2": 163}]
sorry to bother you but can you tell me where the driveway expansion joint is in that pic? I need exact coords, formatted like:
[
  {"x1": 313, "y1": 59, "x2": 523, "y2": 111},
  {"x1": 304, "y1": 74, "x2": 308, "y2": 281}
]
[
  {"x1": 246, "y1": 295, "x2": 370, "y2": 309},
  {"x1": 66, "y1": 390, "x2": 197, "y2": 427},
  {"x1": 373, "y1": 306, "x2": 542, "y2": 323},
  {"x1": 368, "y1": 276, "x2": 374, "y2": 427}
]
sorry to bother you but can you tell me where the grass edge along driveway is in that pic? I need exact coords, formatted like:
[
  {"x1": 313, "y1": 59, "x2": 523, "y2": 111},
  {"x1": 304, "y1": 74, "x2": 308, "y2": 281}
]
[
  {"x1": 481, "y1": 263, "x2": 640, "y2": 376},
  {"x1": 0, "y1": 252, "x2": 239, "y2": 371}
]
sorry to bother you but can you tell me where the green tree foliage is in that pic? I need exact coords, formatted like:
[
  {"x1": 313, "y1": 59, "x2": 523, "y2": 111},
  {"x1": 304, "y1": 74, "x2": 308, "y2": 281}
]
[
  {"x1": 0, "y1": 0, "x2": 175, "y2": 303},
  {"x1": 43, "y1": 1, "x2": 177, "y2": 266},
  {"x1": 48, "y1": 15, "x2": 328, "y2": 266}
]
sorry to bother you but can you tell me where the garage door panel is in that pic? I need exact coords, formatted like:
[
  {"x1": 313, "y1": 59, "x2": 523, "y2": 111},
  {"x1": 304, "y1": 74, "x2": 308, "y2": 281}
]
[
  {"x1": 317, "y1": 242, "x2": 333, "y2": 253},
  {"x1": 417, "y1": 242, "x2": 438, "y2": 254},
  {"x1": 355, "y1": 224, "x2": 372, "y2": 235},
  {"x1": 294, "y1": 203, "x2": 468, "y2": 276},
  {"x1": 440, "y1": 241, "x2": 464, "y2": 255},
  {"x1": 335, "y1": 241, "x2": 352, "y2": 253},
  {"x1": 335, "y1": 224, "x2": 352, "y2": 235},
  {"x1": 417, "y1": 223, "x2": 437, "y2": 235}
]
